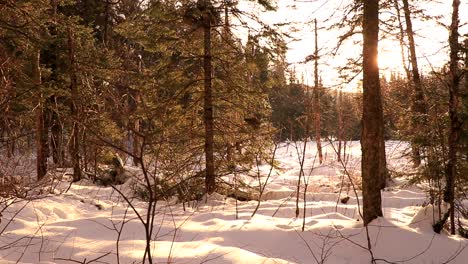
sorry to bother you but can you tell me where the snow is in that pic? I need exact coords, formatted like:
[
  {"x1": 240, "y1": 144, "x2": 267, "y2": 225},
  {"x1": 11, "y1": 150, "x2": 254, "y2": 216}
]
[{"x1": 0, "y1": 141, "x2": 466, "y2": 263}]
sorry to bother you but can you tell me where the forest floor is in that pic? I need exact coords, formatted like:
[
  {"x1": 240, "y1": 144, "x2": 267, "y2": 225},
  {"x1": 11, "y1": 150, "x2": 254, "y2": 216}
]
[{"x1": 0, "y1": 141, "x2": 467, "y2": 263}]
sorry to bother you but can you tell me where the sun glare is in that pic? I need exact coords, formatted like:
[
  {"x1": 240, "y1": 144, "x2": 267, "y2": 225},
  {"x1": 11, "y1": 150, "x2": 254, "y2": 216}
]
[{"x1": 378, "y1": 50, "x2": 403, "y2": 72}]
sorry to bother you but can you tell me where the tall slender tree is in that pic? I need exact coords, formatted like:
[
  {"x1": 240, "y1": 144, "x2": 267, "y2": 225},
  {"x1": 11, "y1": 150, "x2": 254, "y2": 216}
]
[
  {"x1": 393, "y1": 0, "x2": 411, "y2": 80},
  {"x1": 67, "y1": 28, "x2": 82, "y2": 182},
  {"x1": 132, "y1": 56, "x2": 142, "y2": 166},
  {"x1": 337, "y1": 89, "x2": 344, "y2": 161},
  {"x1": 313, "y1": 19, "x2": 323, "y2": 164},
  {"x1": 361, "y1": 0, "x2": 386, "y2": 225},
  {"x1": 48, "y1": 0, "x2": 64, "y2": 167},
  {"x1": 200, "y1": 0, "x2": 216, "y2": 194},
  {"x1": 445, "y1": 0, "x2": 461, "y2": 235},
  {"x1": 34, "y1": 50, "x2": 47, "y2": 180},
  {"x1": 401, "y1": 0, "x2": 428, "y2": 167}
]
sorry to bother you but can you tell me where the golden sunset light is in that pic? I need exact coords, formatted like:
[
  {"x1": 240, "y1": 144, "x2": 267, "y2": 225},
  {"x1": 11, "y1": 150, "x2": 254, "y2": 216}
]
[{"x1": 0, "y1": 0, "x2": 467, "y2": 263}]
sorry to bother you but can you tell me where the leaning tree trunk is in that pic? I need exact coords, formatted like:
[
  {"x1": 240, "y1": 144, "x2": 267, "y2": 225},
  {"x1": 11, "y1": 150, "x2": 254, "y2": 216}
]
[
  {"x1": 201, "y1": 0, "x2": 216, "y2": 194},
  {"x1": 444, "y1": 0, "x2": 461, "y2": 235},
  {"x1": 68, "y1": 28, "x2": 82, "y2": 182},
  {"x1": 33, "y1": 50, "x2": 47, "y2": 180},
  {"x1": 393, "y1": 0, "x2": 411, "y2": 80},
  {"x1": 313, "y1": 19, "x2": 323, "y2": 164},
  {"x1": 362, "y1": 0, "x2": 385, "y2": 225},
  {"x1": 401, "y1": 0, "x2": 428, "y2": 167}
]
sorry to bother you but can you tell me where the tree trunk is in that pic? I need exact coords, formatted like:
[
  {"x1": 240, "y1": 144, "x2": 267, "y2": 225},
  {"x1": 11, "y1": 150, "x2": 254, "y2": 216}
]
[
  {"x1": 464, "y1": 38, "x2": 468, "y2": 167},
  {"x1": 223, "y1": 1, "x2": 236, "y2": 164},
  {"x1": 104, "y1": 0, "x2": 110, "y2": 46},
  {"x1": 201, "y1": 0, "x2": 215, "y2": 194},
  {"x1": 393, "y1": 0, "x2": 411, "y2": 80},
  {"x1": 361, "y1": 0, "x2": 385, "y2": 225},
  {"x1": 34, "y1": 50, "x2": 47, "y2": 180},
  {"x1": 296, "y1": 81, "x2": 311, "y2": 218},
  {"x1": 401, "y1": 0, "x2": 428, "y2": 167},
  {"x1": 83, "y1": 130, "x2": 88, "y2": 171},
  {"x1": 133, "y1": 116, "x2": 140, "y2": 166},
  {"x1": 49, "y1": 93, "x2": 65, "y2": 167},
  {"x1": 313, "y1": 19, "x2": 323, "y2": 164},
  {"x1": 68, "y1": 28, "x2": 82, "y2": 182},
  {"x1": 50, "y1": 106, "x2": 63, "y2": 166},
  {"x1": 224, "y1": 1, "x2": 230, "y2": 35},
  {"x1": 444, "y1": 0, "x2": 461, "y2": 235},
  {"x1": 46, "y1": 1, "x2": 61, "y2": 167},
  {"x1": 337, "y1": 89, "x2": 344, "y2": 161},
  {"x1": 5, "y1": 128, "x2": 13, "y2": 158},
  {"x1": 132, "y1": 56, "x2": 142, "y2": 166}
]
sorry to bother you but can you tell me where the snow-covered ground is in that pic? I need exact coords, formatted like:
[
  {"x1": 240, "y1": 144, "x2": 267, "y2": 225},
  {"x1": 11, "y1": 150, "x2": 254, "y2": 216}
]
[{"x1": 0, "y1": 141, "x2": 466, "y2": 263}]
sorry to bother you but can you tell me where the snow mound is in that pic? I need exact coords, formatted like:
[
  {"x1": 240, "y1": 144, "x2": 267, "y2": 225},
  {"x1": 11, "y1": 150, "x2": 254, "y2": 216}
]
[{"x1": 409, "y1": 204, "x2": 449, "y2": 232}]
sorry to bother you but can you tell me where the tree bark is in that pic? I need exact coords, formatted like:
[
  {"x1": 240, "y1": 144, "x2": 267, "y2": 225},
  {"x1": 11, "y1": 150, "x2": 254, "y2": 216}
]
[
  {"x1": 361, "y1": 0, "x2": 385, "y2": 225},
  {"x1": 401, "y1": 0, "x2": 428, "y2": 167},
  {"x1": 34, "y1": 50, "x2": 48, "y2": 180},
  {"x1": 337, "y1": 89, "x2": 344, "y2": 161},
  {"x1": 223, "y1": 1, "x2": 235, "y2": 163},
  {"x1": 50, "y1": 103, "x2": 63, "y2": 166},
  {"x1": 201, "y1": 0, "x2": 215, "y2": 194},
  {"x1": 445, "y1": 0, "x2": 461, "y2": 235},
  {"x1": 132, "y1": 107, "x2": 141, "y2": 166},
  {"x1": 296, "y1": 81, "x2": 311, "y2": 218},
  {"x1": 68, "y1": 28, "x2": 82, "y2": 182},
  {"x1": 313, "y1": 19, "x2": 323, "y2": 164},
  {"x1": 104, "y1": 0, "x2": 110, "y2": 46},
  {"x1": 393, "y1": 0, "x2": 411, "y2": 80},
  {"x1": 46, "y1": 0, "x2": 62, "y2": 167},
  {"x1": 132, "y1": 56, "x2": 142, "y2": 166}
]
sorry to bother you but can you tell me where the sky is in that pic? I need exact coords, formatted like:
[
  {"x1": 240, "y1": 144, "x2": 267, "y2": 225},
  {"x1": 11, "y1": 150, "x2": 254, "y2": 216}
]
[{"x1": 237, "y1": 0, "x2": 468, "y2": 91}]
